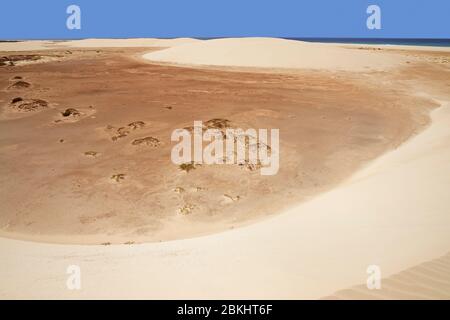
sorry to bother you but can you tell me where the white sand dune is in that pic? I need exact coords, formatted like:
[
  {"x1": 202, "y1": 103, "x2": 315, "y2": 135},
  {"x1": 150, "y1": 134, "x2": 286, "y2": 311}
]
[
  {"x1": 0, "y1": 40, "x2": 56, "y2": 51},
  {"x1": 53, "y1": 37, "x2": 200, "y2": 48},
  {"x1": 142, "y1": 37, "x2": 409, "y2": 71},
  {"x1": 0, "y1": 38, "x2": 200, "y2": 51},
  {"x1": 1, "y1": 98, "x2": 449, "y2": 299}
]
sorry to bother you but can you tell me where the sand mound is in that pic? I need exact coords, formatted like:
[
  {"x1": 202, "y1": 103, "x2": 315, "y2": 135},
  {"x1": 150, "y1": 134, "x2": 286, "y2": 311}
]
[
  {"x1": 10, "y1": 98, "x2": 48, "y2": 112},
  {"x1": 0, "y1": 54, "x2": 41, "y2": 66},
  {"x1": 143, "y1": 37, "x2": 406, "y2": 71},
  {"x1": 7, "y1": 80, "x2": 31, "y2": 90}
]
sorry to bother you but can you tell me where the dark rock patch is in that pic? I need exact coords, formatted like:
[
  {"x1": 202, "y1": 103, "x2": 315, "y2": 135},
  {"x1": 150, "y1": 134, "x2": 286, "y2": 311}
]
[
  {"x1": 11, "y1": 99, "x2": 48, "y2": 112},
  {"x1": 131, "y1": 136, "x2": 160, "y2": 147},
  {"x1": 61, "y1": 108, "x2": 81, "y2": 117}
]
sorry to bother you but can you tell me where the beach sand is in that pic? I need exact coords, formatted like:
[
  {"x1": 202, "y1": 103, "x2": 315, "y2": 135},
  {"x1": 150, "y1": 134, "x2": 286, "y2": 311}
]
[{"x1": 0, "y1": 38, "x2": 449, "y2": 299}]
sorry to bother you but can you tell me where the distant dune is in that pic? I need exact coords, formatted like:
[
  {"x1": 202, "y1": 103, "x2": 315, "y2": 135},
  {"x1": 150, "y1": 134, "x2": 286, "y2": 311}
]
[
  {"x1": 54, "y1": 37, "x2": 200, "y2": 48},
  {"x1": 142, "y1": 37, "x2": 408, "y2": 71},
  {"x1": 0, "y1": 38, "x2": 200, "y2": 51}
]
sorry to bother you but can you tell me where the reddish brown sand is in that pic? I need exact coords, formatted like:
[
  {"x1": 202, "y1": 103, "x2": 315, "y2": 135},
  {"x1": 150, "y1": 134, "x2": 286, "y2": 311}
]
[{"x1": 0, "y1": 47, "x2": 447, "y2": 244}]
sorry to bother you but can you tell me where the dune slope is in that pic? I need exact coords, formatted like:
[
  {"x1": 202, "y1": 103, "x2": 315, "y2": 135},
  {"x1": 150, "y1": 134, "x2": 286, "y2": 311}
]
[{"x1": 1, "y1": 100, "x2": 449, "y2": 299}]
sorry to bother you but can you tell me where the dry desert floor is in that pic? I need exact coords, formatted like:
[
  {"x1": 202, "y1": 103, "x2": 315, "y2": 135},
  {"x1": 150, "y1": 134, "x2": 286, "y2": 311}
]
[{"x1": 0, "y1": 38, "x2": 449, "y2": 299}]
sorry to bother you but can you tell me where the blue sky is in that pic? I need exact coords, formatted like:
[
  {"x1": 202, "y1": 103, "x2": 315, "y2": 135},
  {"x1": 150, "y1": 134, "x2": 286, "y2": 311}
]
[{"x1": 1, "y1": 0, "x2": 449, "y2": 39}]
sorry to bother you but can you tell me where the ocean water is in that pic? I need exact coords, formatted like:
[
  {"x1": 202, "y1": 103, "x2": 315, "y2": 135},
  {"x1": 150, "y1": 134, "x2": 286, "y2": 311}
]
[{"x1": 285, "y1": 38, "x2": 450, "y2": 47}]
